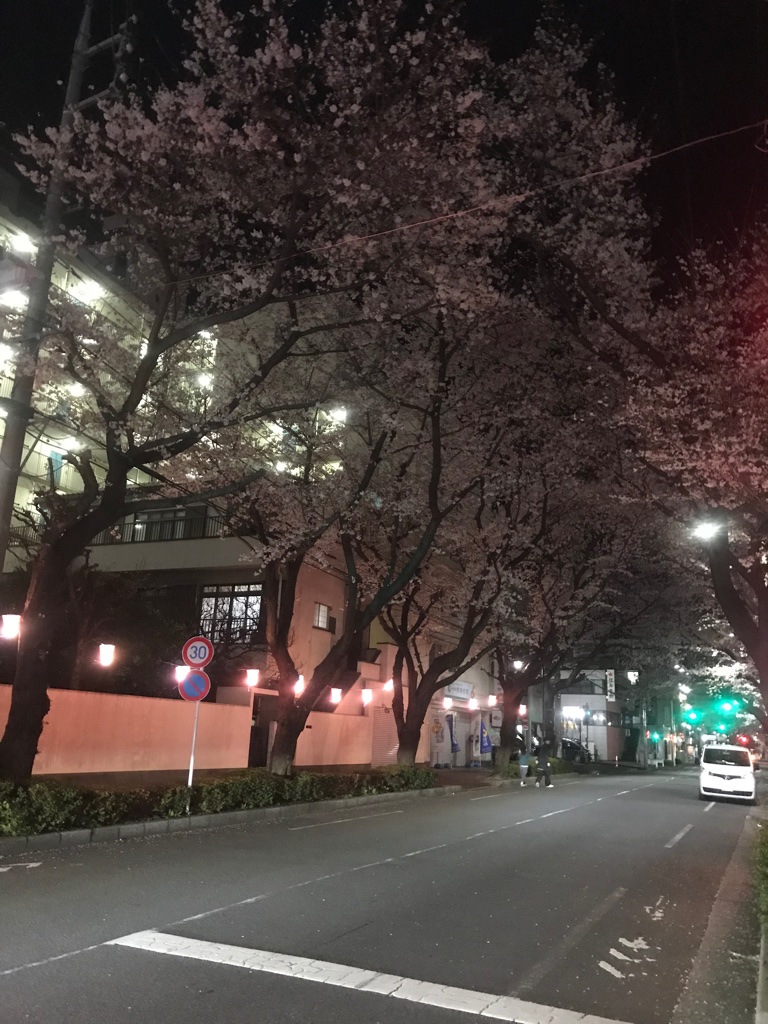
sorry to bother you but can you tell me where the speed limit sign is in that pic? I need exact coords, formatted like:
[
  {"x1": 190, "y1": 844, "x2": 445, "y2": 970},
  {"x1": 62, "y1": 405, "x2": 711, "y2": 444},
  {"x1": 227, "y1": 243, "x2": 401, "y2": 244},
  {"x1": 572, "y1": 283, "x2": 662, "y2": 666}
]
[{"x1": 182, "y1": 635, "x2": 214, "y2": 669}]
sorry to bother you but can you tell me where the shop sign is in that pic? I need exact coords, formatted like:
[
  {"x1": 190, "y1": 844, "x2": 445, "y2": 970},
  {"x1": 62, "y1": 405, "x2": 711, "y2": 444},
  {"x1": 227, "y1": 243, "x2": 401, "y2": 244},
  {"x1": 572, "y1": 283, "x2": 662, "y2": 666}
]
[{"x1": 444, "y1": 681, "x2": 473, "y2": 701}]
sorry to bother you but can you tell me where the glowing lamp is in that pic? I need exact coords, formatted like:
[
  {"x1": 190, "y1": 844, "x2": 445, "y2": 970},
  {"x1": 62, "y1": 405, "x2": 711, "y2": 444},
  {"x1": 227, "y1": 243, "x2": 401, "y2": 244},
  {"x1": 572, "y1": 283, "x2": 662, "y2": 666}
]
[
  {"x1": 383, "y1": 678, "x2": 394, "y2": 692},
  {"x1": 330, "y1": 688, "x2": 342, "y2": 704},
  {"x1": 294, "y1": 675, "x2": 305, "y2": 697},
  {"x1": 245, "y1": 669, "x2": 260, "y2": 688},
  {"x1": 0, "y1": 614, "x2": 20, "y2": 639},
  {"x1": 468, "y1": 697, "x2": 479, "y2": 711},
  {"x1": 443, "y1": 697, "x2": 453, "y2": 709},
  {"x1": 361, "y1": 688, "x2": 373, "y2": 705},
  {"x1": 512, "y1": 660, "x2": 524, "y2": 671},
  {"x1": 98, "y1": 643, "x2": 115, "y2": 667},
  {"x1": 175, "y1": 665, "x2": 190, "y2": 682},
  {"x1": 488, "y1": 694, "x2": 497, "y2": 707}
]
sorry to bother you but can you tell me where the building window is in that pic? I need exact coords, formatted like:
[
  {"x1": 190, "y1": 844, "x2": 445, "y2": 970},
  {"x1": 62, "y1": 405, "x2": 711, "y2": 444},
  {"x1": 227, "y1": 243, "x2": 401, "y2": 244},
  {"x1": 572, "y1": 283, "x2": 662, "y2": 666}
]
[
  {"x1": 313, "y1": 602, "x2": 335, "y2": 632},
  {"x1": 200, "y1": 583, "x2": 262, "y2": 644}
]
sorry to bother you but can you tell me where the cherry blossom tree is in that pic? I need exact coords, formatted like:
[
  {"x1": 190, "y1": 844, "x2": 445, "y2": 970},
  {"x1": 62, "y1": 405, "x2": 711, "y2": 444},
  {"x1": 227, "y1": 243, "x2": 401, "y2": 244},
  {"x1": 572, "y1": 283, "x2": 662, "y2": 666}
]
[{"x1": 0, "y1": 0, "x2": 518, "y2": 781}]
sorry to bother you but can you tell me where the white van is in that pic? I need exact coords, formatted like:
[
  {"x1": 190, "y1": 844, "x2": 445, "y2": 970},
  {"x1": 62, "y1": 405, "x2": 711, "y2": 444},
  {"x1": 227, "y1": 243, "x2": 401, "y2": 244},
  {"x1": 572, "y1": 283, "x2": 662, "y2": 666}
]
[{"x1": 699, "y1": 744, "x2": 757, "y2": 803}]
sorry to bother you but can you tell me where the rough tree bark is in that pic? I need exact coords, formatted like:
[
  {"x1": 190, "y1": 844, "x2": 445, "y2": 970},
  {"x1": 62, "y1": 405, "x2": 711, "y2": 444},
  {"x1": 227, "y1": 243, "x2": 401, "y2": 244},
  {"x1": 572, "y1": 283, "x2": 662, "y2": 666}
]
[{"x1": 0, "y1": 542, "x2": 74, "y2": 780}]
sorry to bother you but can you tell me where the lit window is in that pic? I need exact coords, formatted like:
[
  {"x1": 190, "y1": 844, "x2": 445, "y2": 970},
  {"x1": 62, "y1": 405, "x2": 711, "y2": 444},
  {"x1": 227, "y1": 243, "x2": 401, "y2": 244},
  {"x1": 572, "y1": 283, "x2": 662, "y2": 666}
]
[
  {"x1": 313, "y1": 603, "x2": 331, "y2": 630},
  {"x1": 200, "y1": 583, "x2": 262, "y2": 645}
]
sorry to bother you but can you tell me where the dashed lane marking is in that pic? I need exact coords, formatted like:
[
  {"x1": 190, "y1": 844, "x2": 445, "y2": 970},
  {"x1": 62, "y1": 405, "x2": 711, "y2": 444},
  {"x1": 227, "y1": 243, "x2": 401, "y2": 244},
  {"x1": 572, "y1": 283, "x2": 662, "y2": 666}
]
[
  {"x1": 703, "y1": 801, "x2": 715, "y2": 812},
  {"x1": 288, "y1": 811, "x2": 403, "y2": 831},
  {"x1": 664, "y1": 824, "x2": 694, "y2": 849},
  {"x1": 108, "y1": 930, "x2": 634, "y2": 1024}
]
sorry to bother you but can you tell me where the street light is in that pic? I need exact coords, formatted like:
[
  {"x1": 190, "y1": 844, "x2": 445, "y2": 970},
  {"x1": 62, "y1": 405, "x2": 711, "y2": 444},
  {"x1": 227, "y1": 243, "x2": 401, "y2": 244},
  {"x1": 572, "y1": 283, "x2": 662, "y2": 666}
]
[
  {"x1": 245, "y1": 669, "x2": 260, "y2": 688},
  {"x1": 0, "y1": 614, "x2": 20, "y2": 639},
  {"x1": 512, "y1": 660, "x2": 524, "y2": 671},
  {"x1": 294, "y1": 675, "x2": 305, "y2": 697},
  {"x1": 487, "y1": 694, "x2": 497, "y2": 707},
  {"x1": 383, "y1": 678, "x2": 394, "y2": 692},
  {"x1": 175, "y1": 665, "x2": 190, "y2": 682},
  {"x1": 97, "y1": 643, "x2": 115, "y2": 667},
  {"x1": 693, "y1": 522, "x2": 721, "y2": 541},
  {"x1": 330, "y1": 688, "x2": 342, "y2": 704}
]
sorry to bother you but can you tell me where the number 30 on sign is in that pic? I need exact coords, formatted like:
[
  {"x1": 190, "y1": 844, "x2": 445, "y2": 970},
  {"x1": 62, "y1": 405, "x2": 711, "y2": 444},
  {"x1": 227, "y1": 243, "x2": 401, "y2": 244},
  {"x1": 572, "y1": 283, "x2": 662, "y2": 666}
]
[{"x1": 182, "y1": 636, "x2": 214, "y2": 669}]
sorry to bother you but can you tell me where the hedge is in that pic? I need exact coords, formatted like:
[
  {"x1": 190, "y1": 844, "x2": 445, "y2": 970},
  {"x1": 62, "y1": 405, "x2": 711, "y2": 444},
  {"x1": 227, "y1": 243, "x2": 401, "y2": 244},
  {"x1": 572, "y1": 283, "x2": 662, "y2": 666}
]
[
  {"x1": 496, "y1": 757, "x2": 576, "y2": 780},
  {"x1": 0, "y1": 765, "x2": 436, "y2": 838},
  {"x1": 755, "y1": 828, "x2": 768, "y2": 923}
]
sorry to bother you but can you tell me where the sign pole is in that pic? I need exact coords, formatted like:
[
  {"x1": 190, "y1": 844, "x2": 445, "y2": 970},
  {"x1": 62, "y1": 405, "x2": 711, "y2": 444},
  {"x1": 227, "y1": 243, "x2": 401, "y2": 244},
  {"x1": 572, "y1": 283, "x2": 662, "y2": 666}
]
[{"x1": 186, "y1": 699, "x2": 201, "y2": 816}]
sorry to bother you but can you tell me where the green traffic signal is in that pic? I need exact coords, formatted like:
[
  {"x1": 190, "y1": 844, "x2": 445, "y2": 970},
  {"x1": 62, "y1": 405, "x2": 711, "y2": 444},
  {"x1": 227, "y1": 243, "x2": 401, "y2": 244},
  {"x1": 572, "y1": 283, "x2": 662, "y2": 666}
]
[
  {"x1": 687, "y1": 710, "x2": 699, "y2": 722},
  {"x1": 651, "y1": 732, "x2": 661, "y2": 742}
]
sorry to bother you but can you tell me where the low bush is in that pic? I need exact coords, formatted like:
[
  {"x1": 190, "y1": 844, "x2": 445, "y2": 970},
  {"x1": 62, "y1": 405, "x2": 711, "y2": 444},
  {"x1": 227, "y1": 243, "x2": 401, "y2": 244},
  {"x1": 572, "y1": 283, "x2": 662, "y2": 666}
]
[
  {"x1": 0, "y1": 765, "x2": 437, "y2": 836},
  {"x1": 755, "y1": 829, "x2": 768, "y2": 922}
]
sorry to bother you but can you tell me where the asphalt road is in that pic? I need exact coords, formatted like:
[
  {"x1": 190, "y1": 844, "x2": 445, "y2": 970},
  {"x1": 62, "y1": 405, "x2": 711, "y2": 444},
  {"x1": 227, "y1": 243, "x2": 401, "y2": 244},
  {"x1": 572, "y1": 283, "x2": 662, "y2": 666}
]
[{"x1": 0, "y1": 770, "x2": 759, "y2": 1024}]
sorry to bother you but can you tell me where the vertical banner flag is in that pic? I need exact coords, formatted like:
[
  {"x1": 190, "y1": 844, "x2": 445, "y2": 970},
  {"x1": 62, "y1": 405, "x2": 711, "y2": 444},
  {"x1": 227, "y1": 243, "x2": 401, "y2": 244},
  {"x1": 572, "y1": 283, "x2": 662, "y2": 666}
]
[
  {"x1": 606, "y1": 669, "x2": 616, "y2": 701},
  {"x1": 480, "y1": 720, "x2": 492, "y2": 754},
  {"x1": 447, "y1": 713, "x2": 461, "y2": 753}
]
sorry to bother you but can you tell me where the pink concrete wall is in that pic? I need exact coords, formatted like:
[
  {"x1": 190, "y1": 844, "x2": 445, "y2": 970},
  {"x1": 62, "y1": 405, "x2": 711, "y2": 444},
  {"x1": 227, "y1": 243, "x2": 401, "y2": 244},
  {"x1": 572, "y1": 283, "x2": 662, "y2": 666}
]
[
  {"x1": 0, "y1": 685, "x2": 251, "y2": 775},
  {"x1": 295, "y1": 709, "x2": 373, "y2": 767}
]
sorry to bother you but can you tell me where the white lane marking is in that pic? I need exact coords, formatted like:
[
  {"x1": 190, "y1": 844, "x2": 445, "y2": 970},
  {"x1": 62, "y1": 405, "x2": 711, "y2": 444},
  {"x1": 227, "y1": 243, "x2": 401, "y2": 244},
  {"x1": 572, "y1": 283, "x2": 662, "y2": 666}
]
[
  {"x1": 288, "y1": 810, "x2": 403, "y2": 831},
  {"x1": 402, "y1": 844, "x2": 447, "y2": 858},
  {"x1": 471, "y1": 793, "x2": 503, "y2": 800},
  {"x1": 704, "y1": 801, "x2": 715, "y2": 812},
  {"x1": 109, "y1": 930, "x2": 633, "y2": 1024},
  {"x1": 645, "y1": 898, "x2": 666, "y2": 921},
  {"x1": 615, "y1": 790, "x2": 631, "y2": 796},
  {"x1": 514, "y1": 887, "x2": 626, "y2": 996},
  {"x1": 0, "y1": 943, "x2": 104, "y2": 978},
  {"x1": 0, "y1": 861, "x2": 42, "y2": 873},
  {"x1": 609, "y1": 948, "x2": 641, "y2": 963},
  {"x1": 516, "y1": 818, "x2": 535, "y2": 824},
  {"x1": 598, "y1": 960, "x2": 625, "y2": 979},
  {"x1": 664, "y1": 824, "x2": 694, "y2": 849},
  {"x1": 619, "y1": 937, "x2": 649, "y2": 951}
]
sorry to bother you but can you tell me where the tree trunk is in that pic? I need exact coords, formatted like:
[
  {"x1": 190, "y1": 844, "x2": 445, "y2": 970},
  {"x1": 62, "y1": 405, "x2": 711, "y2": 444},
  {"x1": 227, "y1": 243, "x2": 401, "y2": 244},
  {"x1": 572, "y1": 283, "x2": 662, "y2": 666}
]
[
  {"x1": 396, "y1": 723, "x2": 422, "y2": 766},
  {"x1": 0, "y1": 545, "x2": 71, "y2": 780},
  {"x1": 541, "y1": 677, "x2": 557, "y2": 755},
  {"x1": 269, "y1": 698, "x2": 310, "y2": 776},
  {"x1": 496, "y1": 706, "x2": 519, "y2": 774}
]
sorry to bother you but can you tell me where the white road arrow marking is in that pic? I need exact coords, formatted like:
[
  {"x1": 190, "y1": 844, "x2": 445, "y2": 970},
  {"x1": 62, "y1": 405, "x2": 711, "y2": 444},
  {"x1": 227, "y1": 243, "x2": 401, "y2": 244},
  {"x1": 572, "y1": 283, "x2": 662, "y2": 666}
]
[{"x1": 0, "y1": 861, "x2": 42, "y2": 874}]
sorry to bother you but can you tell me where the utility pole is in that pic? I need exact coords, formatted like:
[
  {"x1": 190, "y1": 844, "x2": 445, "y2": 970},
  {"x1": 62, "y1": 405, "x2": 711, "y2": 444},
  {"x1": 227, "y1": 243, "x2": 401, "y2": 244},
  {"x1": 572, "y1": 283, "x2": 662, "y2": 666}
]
[{"x1": 0, "y1": 1, "x2": 129, "y2": 564}]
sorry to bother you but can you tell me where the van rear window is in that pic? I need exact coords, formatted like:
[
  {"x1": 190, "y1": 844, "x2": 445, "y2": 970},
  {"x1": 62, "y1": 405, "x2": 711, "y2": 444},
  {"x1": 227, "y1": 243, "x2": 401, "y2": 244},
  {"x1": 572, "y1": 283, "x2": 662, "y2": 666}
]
[{"x1": 703, "y1": 748, "x2": 751, "y2": 767}]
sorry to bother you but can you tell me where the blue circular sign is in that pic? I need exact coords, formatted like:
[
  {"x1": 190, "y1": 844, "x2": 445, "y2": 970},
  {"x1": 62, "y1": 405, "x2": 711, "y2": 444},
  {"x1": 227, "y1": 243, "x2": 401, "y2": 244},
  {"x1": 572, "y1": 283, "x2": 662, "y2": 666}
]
[{"x1": 179, "y1": 670, "x2": 211, "y2": 702}]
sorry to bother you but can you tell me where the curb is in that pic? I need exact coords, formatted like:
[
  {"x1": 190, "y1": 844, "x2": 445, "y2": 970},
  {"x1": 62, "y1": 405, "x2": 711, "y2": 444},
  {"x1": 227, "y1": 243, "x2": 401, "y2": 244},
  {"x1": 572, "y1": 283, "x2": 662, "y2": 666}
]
[
  {"x1": 758, "y1": 927, "x2": 768, "y2": 1024},
  {"x1": 0, "y1": 785, "x2": 462, "y2": 856}
]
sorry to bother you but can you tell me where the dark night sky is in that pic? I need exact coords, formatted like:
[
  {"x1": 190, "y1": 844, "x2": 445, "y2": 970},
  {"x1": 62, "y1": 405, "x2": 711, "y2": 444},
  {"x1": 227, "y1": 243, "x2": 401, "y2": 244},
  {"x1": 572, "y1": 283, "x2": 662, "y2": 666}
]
[{"x1": 1, "y1": 1, "x2": 767, "y2": 256}]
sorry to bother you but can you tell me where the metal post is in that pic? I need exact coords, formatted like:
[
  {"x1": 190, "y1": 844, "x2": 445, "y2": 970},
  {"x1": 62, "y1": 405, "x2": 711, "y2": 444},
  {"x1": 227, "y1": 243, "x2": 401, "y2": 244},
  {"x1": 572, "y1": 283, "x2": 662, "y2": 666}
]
[{"x1": 186, "y1": 701, "x2": 201, "y2": 816}]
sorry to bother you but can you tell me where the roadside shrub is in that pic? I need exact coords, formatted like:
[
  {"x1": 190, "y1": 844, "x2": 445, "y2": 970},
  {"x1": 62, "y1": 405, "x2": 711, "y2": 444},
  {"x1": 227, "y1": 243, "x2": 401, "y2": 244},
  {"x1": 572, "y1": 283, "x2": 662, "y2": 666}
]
[
  {"x1": 755, "y1": 829, "x2": 768, "y2": 922},
  {"x1": 0, "y1": 782, "x2": 154, "y2": 835},
  {"x1": 0, "y1": 765, "x2": 437, "y2": 837}
]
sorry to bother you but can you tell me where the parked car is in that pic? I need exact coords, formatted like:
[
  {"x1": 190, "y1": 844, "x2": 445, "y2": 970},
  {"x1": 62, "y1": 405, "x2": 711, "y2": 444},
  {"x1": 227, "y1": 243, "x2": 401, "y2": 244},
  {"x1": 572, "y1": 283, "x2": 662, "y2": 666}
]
[
  {"x1": 699, "y1": 744, "x2": 757, "y2": 804},
  {"x1": 561, "y1": 739, "x2": 591, "y2": 763}
]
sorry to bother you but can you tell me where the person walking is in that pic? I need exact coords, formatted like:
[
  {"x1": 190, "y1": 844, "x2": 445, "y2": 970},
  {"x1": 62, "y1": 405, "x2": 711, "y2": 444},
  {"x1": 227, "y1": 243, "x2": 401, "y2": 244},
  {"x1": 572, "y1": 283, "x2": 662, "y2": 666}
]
[
  {"x1": 534, "y1": 750, "x2": 554, "y2": 788},
  {"x1": 518, "y1": 749, "x2": 532, "y2": 786}
]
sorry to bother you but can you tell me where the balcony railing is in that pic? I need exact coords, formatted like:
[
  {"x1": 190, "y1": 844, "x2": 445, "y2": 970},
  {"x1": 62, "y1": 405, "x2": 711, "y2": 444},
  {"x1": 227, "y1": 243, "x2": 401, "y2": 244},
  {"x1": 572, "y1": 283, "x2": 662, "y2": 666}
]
[
  {"x1": 92, "y1": 515, "x2": 227, "y2": 545},
  {"x1": 9, "y1": 514, "x2": 231, "y2": 548},
  {"x1": 199, "y1": 616, "x2": 264, "y2": 646}
]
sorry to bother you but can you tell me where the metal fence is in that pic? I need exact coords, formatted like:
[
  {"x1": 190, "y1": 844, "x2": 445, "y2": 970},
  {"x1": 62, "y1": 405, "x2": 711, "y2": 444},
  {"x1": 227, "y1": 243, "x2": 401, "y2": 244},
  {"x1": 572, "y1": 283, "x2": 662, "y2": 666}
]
[{"x1": 9, "y1": 514, "x2": 229, "y2": 547}]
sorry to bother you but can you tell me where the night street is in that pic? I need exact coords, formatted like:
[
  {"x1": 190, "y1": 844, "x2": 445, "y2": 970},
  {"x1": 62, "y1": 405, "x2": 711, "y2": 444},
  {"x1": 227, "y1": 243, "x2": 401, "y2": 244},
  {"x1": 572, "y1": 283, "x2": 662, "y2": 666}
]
[{"x1": 0, "y1": 771, "x2": 758, "y2": 1024}]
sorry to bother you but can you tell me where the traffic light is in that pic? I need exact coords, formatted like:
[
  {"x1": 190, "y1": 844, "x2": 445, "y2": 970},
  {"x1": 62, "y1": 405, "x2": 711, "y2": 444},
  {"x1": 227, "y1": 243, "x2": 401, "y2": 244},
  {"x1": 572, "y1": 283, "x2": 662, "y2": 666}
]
[{"x1": 651, "y1": 732, "x2": 661, "y2": 742}]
